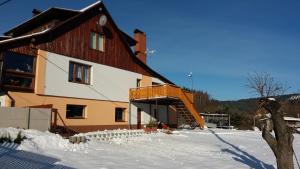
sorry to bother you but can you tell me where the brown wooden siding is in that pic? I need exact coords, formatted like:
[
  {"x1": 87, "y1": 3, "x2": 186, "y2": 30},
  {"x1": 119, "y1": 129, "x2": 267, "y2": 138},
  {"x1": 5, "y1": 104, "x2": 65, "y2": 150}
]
[
  {"x1": 9, "y1": 45, "x2": 37, "y2": 57},
  {"x1": 38, "y1": 14, "x2": 152, "y2": 76}
]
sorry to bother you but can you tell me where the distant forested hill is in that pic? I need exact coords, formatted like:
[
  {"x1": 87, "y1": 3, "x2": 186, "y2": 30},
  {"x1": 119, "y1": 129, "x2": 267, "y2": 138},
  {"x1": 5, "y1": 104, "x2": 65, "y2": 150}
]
[
  {"x1": 189, "y1": 87, "x2": 300, "y2": 130},
  {"x1": 221, "y1": 93, "x2": 300, "y2": 113},
  {"x1": 218, "y1": 93, "x2": 300, "y2": 129}
]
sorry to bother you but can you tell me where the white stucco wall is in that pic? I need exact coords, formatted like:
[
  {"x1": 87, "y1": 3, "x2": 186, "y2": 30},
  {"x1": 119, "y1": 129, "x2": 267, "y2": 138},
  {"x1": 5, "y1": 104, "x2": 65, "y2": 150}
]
[
  {"x1": 130, "y1": 103, "x2": 150, "y2": 125},
  {"x1": 130, "y1": 103, "x2": 169, "y2": 125},
  {"x1": 43, "y1": 51, "x2": 169, "y2": 125},
  {"x1": 44, "y1": 51, "x2": 143, "y2": 102}
]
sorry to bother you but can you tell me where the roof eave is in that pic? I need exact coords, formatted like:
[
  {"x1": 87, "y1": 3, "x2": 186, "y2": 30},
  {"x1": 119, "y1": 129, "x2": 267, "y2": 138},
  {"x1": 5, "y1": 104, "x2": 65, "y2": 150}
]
[{"x1": 4, "y1": 8, "x2": 80, "y2": 36}]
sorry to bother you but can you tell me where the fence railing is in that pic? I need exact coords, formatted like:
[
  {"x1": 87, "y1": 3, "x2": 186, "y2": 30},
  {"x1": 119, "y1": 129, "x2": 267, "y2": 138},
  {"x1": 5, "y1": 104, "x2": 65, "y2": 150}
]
[{"x1": 129, "y1": 84, "x2": 193, "y2": 102}]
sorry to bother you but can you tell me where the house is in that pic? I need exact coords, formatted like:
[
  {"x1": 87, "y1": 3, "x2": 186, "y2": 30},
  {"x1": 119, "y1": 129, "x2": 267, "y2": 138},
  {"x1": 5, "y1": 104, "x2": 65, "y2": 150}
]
[{"x1": 0, "y1": 1, "x2": 204, "y2": 133}]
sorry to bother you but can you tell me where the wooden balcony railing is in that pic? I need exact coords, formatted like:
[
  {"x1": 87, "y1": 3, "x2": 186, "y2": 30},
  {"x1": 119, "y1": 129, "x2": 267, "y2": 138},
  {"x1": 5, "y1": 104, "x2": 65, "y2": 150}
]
[
  {"x1": 129, "y1": 84, "x2": 204, "y2": 128},
  {"x1": 129, "y1": 84, "x2": 193, "y2": 103}
]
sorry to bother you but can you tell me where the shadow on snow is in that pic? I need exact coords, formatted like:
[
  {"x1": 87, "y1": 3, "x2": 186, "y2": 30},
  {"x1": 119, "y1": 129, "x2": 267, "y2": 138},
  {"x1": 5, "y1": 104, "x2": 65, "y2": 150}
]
[
  {"x1": 209, "y1": 129, "x2": 275, "y2": 169},
  {"x1": 0, "y1": 142, "x2": 74, "y2": 169}
]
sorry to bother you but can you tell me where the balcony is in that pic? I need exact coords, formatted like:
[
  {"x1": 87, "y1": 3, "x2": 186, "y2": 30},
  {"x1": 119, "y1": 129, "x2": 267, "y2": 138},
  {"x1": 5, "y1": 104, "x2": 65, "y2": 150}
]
[
  {"x1": 129, "y1": 84, "x2": 205, "y2": 128},
  {"x1": 129, "y1": 84, "x2": 193, "y2": 103}
]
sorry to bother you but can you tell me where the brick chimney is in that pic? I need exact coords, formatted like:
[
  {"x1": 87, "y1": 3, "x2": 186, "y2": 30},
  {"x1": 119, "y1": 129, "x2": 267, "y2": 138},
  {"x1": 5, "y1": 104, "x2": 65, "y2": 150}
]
[{"x1": 134, "y1": 29, "x2": 147, "y2": 64}]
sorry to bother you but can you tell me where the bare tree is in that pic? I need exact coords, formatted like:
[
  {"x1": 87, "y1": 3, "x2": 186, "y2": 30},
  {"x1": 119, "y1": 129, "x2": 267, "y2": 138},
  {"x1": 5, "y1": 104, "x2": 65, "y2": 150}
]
[
  {"x1": 247, "y1": 72, "x2": 294, "y2": 169},
  {"x1": 247, "y1": 72, "x2": 288, "y2": 98}
]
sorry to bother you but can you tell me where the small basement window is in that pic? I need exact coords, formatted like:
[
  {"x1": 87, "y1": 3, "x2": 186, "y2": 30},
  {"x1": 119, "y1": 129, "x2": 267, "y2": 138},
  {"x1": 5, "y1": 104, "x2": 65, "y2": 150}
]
[
  {"x1": 90, "y1": 32, "x2": 104, "y2": 52},
  {"x1": 66, "y1": 104, "x2": 86, "y2": 119},
  {"x1": 115, "y1": 108, "x2": 126, "y2": 122},
  {"x1": 69, "y1": 61, "x2": 91, "y2": 84}
]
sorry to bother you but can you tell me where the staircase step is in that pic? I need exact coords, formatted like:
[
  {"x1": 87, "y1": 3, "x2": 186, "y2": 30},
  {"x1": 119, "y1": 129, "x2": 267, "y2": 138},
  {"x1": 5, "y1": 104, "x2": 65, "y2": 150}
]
[{"x1": 172, "y1": 100, "x2": 202, "y2": 128}]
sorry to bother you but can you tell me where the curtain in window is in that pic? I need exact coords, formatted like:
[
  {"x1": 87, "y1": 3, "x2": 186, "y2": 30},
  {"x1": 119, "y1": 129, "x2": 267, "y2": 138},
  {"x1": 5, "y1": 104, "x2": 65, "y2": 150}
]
[
  {"x1": 76, "y1": 65, "x2": 82, "y2": 81},
  {"x1": 84, "y1": 65, "x2": 89, "y2": 83},
  {"x1": 98, "y1": 34, "x2": 104, "y2": 51},
  {"x1": 69, "y1": 62, "x2": 74, "y2": 81},
  {"x1": 90, "y1": 32, "x2": 97, "y2": 49}
]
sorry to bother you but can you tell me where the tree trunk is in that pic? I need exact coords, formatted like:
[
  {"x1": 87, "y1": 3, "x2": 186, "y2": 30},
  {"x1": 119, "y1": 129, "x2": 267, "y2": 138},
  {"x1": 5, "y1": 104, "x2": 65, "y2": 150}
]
[
  {"x1": 261, "y1": 99, "x2": 294, "y2": 169},
  {"x1": 272, "y1": 109, "x2": 294, "y2": 169}
]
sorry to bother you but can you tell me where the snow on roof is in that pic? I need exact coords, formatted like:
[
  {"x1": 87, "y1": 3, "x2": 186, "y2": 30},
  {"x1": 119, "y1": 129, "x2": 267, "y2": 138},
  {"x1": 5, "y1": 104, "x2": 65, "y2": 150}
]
[
  {"x1": 260, "y1": 116, "x2": 300, "y2": 122},
  {"x1": 289, "y1": 95, "x2": 300, "y2": 101},
  {"x1": 80, "y1": 1, "x2": 102, "y2": 12},
  {"x1": 0, "y1": 36, "x2": 12, "y2": 38},
  {"x1": 284, "y1": 117, "x2": 300, "y2": 122},
  {"x1": 0, "y1": 28, "x2": 50, "y2": 44},
  {"x1": 267, "y1": 98, "x2": 276, "y2": 101},
  {"x1": 51, "y1": 7, "x2": 79, "y2": 13}
]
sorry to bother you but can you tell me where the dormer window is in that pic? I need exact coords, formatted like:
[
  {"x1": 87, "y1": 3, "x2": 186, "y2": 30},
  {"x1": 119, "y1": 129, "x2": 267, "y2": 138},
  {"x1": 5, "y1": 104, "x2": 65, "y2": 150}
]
[{"x1": 90, "y1": 32, "x2": 105, "y2": 52}]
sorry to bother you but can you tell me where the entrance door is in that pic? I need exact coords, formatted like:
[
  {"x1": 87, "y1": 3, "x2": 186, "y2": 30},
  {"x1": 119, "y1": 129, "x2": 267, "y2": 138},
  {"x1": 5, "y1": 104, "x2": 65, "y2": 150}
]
[{"x1": 137, "y1": 108, "x2": 142, "y2": 129}]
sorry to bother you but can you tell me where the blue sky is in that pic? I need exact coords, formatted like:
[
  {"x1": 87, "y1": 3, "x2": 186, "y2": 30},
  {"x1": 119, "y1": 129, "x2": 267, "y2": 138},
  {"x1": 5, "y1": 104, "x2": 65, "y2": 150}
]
[{"x1": 0, "y1": 0, "x2": 299, "y2": 100}]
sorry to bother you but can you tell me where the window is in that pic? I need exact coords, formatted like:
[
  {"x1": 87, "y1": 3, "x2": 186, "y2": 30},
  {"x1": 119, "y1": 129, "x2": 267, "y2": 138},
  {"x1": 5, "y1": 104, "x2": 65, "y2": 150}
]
[
  {"x1": 69, "y1": 62, "x2": 91, "y2": 84},
  {"x1": 115, "y1": 108, "x2": 126, "y2": 122},
  {"x1": 137, "y1": 79, "x2": 141, "y2": 88},
  {"x1": 3, "y1": 76, "x2": 33, "y2": 88},
  {"x1": 90, "y1": 32, "x2": 104, "y2": 51},
  {"x1": 1, "y1": 52, "x2": 35, "y2": 90},
  {"x1": 66, "y1": 104, "x2": 86, "y2": 118},
  {"x1": 4, "y1": 52, "x2": 34, "y2": 73}
]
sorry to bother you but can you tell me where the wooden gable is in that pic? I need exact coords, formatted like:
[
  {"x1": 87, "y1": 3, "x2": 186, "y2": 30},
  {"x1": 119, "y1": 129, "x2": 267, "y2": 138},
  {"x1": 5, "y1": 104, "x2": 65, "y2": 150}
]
[
  {"x1": 38, "y1": 5, "x2": 152, "y2": 76},
  {"x1": 0, "y1": 2, "x2": 173, "y2": 84}
]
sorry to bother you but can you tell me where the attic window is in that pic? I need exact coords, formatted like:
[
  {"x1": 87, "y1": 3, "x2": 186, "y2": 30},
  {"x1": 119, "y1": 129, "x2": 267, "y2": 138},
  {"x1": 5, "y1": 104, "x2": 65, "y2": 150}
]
[{"x1": 90, "y1": 32, "x2": 104, "y2": 52}]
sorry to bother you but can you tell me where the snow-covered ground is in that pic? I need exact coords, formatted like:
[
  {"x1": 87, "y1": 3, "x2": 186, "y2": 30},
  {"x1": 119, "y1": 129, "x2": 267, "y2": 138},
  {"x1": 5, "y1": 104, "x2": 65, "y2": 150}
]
[{"x1": 0, "y1": 128, "x2": 299, "y2": 169}]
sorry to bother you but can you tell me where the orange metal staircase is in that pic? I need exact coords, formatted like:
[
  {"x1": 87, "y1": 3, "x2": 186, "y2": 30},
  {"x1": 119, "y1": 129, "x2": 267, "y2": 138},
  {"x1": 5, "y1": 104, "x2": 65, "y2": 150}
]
[{"x1": 129, "y1": 84, "x2": 205, "y2": 128}]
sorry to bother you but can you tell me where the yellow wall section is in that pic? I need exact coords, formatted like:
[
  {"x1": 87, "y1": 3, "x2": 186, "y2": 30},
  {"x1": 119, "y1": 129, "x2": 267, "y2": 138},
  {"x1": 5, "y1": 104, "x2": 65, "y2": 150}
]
[
  {"x1": 35, "y1": 49, "x2": 47, "y2": 94},
  {"x1": 8, "y1": 92, "x2": 129, "y2": 127},
  {"x1": 141, "y1": 75, "x2": 152, "y2": 87},
  {"x1": 4, "y1": 95, "x2": 12, "y2": 107}
]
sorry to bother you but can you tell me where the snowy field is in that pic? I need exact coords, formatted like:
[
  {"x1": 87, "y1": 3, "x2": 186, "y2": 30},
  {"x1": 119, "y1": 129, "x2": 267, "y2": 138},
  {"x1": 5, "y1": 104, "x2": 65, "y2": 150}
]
[{"x1": 0, "y1": 128, "x2": 299, "y2": 169}]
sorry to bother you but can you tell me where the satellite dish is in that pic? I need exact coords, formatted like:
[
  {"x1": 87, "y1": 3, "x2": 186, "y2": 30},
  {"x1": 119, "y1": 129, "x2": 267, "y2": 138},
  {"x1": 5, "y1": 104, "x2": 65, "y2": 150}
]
[{"x1": 99, "y1": 15, "x2": 107, "y2": 26}]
